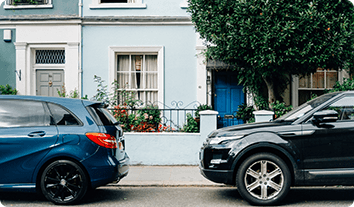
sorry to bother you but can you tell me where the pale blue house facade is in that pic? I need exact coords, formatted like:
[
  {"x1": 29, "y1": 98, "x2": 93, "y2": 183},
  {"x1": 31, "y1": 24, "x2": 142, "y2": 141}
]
[
  {"x1": 0, "y1": 0, "x2": 243, "y2": 127},
  {"x1": 0, "y1": 0, "x2": 210, "y2": 115},
  {"x1": 0, "y1": 0, "x2": 258, "y2": 129},
  {"x1": 81, "y1": 0, "x2": 207, "y2": 109}
]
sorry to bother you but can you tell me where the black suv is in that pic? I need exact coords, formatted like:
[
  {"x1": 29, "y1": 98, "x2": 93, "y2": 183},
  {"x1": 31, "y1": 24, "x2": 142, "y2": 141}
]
[{"x1": 200, "y1": 91, "x2": 354, "y2": 205}]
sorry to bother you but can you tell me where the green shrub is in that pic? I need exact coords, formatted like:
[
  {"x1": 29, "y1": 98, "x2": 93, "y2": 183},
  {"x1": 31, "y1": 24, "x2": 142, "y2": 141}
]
[
  {"x1": 92, "y1": 75, "x2": 110, "y2": 104},
  {"x1": 136, "y1": 105, "x2": 161, "y2": 131},
  {"x1": 194, "y1": 104, "x2": 212, "y2": 118},
  {"x1": 13, "y1": 0, "x2": 38, "y2": 5},
  {"x1": 236, "y1": 100, "x2": 292, "y2": 123},
  {"x1": 57, "y1": 84, "x2": 87, "y2": 99},
  {"x1": 326, "y1": 78, "x2": 354, "y2": 93},
  {"x1": 236, "y1": 103, "x2": 255, "y2": 123},
  {"x1": 182, "y1": 113, "x2": 199, "y2": 133},
  {"x1": 0, "y1": 84, "x2": 17, "y2": 95},
  {"x1": 271, "y1": 101, "x2": 293, "y2": 119}
]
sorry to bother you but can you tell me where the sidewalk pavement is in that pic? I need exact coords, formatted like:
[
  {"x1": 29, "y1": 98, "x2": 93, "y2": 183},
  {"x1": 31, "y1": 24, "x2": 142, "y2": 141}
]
[
  {"x1": 113, "y1": 166, "x2": 226, "y2": 187},
  {"x1": 111, "y1": 166, "x2": 354, "y2": 190}
]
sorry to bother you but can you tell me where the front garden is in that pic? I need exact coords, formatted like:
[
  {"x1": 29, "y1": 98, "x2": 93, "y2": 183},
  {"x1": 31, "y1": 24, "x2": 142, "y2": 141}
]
[
  {"x1": 80, "y1": 75, "x2": 212, "y2": 133},
  {"x1": 4, "y1": 76, "x2": 354, "y2": 133}
]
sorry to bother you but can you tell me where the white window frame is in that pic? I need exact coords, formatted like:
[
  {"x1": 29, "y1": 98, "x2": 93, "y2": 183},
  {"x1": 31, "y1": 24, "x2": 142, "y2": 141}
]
[
  {"x1": 180, "y1": 0, "x2": 188, "y2": 9},
  {"x1": 298, "y1": 69, "x2": 339, "y2": 91},
  {"x1": 109, "y1": 46, "x2": 164, "y2": 108},
  {"x1": 89, "y1": 0, "x2": 146, "y2": 9},
  {"x1": 291, "y1": 69, "x2": 347, "y2": 107},
  {"x1": 4, "y1": 0, "x2": 53, "y2": 9}
]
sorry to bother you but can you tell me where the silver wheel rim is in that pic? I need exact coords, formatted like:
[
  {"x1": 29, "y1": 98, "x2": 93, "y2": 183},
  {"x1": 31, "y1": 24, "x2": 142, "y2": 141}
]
[{"x1": 244, "y1": 160, "x2": 284, "y2": 200}]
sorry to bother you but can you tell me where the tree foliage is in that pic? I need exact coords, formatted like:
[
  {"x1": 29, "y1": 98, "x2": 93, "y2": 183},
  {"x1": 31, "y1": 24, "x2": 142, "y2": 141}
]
[{"x1": 188, "y1": 0, "x2": 354, "y2": 106}]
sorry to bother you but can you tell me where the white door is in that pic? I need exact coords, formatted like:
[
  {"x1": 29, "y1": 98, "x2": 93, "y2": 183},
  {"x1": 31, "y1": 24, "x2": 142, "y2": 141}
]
[{"x1": 36, "y1": 69, "x2": 64, "y2": 97}]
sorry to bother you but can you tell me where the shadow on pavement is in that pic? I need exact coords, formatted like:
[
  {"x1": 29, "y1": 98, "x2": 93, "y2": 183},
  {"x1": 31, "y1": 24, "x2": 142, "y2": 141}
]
[
  {"x1": 1, "y1": 187, "x2": 354, "y2": 206},
  {"x1": 212, "y1": 187, "x2": 354, "y2": 206},
  {"x1": 0, "y1": 192, "x2": 48, "y2": 205},
  {"x1": 83, "y1": 188, "x2": 129, "y2": 204},
  {"x1": 284, "y1": 188, "x2": 354, "y2": 204},
  {"x1": 0, "y1": 188, "x2": 129, "y2": 206}
]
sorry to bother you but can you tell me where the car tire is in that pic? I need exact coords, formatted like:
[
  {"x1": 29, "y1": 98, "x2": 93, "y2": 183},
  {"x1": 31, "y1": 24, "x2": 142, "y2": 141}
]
[
  {"x1": 40, "y1": 160, "x2": 88, "y2": 205},
  {"x1": 236, "y1": 153, "x2": 291, "y2": 206}
]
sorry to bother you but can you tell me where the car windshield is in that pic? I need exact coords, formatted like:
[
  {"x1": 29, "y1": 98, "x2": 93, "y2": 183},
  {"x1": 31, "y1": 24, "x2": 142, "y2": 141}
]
[{"x1": 276, "y1": 92, "x2": 341, "y2": 122}]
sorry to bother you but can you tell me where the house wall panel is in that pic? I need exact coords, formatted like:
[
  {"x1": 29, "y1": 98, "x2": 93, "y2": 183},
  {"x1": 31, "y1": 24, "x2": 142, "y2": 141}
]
[
  {"x1": 83, "y1": 0, "x2": 188, "y2": 17},
  {"x1": 0, "y1": 0, "x2": 78, "y2": 16},
  {"x1": 0, "y1": 29, "x2": 16, "y2": 87},
  {"x1": 16, "y1": 25, "x2": 80, "y2": 43},
  {"x1": 82, "y1": 25, "x2": 198, "y2": 107}
]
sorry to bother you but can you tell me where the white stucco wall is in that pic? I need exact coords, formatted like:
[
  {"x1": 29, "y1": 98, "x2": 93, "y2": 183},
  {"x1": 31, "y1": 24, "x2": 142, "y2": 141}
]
[{"x1": 125, "y1": 110, "x2": 218, "y2": 165}]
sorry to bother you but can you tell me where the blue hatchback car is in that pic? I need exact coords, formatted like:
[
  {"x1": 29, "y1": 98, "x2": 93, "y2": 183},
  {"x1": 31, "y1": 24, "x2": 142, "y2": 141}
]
[{"x1": 0, "y1": 95, "x2": 129, "y2": 205}]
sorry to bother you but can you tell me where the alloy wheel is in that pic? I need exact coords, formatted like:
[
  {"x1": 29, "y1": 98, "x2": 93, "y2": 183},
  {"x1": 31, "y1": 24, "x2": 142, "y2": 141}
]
[
  {"x1": 236, "y1": 153, "x2": 290, "y2": 206},
  {"x1": 40, "y1": 160, "x2": 88, "y2": 205},
  {"x1": 244, "y1": 160, "x2": 284, "y2": 200}
]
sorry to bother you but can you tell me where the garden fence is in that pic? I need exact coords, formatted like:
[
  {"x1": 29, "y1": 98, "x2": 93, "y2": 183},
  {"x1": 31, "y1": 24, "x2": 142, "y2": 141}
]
[{"x1": 108, "y1": 101, "x2": 200, "y2": 132}]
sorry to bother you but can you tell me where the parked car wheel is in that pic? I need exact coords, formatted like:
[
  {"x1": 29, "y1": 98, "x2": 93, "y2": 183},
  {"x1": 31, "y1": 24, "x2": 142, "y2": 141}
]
[
  {"x1": 40, "y1": 160, "x2": 88, "y2": 205},
  {"x1": 236, "y1": 153, "x2": 291, "y2": 206}
]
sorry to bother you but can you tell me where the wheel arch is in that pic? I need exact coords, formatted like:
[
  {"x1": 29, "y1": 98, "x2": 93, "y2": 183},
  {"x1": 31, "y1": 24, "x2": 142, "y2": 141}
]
[
  {"x1": 231, "y1": 143, "x2": 298, "y2": 186},
  {"x1": 35, "y1": 156, "x2": 92, "y2": 193}
]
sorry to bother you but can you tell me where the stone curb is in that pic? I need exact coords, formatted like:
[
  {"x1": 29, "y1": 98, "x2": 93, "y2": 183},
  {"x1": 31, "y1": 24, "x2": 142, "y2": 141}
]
[
  {"x1": 107, "y1": 184, "x2": 354, "y2": 189},
  {"x1": 108, "y1": 184, "x2": 230, "y2": 187}
]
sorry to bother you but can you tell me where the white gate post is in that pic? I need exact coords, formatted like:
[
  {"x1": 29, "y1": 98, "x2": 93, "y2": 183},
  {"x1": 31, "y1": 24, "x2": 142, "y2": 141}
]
[{"x1": 199, "y1": 110, "x2": 219, "y2": 138}]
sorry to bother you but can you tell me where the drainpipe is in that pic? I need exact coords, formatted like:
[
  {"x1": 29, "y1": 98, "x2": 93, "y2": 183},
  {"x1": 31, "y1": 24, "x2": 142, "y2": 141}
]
[
  {"x1": 79, "y1": 0, "x2": 83, "y2": 97},
  {"x1": 79, "y1": 0, "x2": 83, "y2": 17}
]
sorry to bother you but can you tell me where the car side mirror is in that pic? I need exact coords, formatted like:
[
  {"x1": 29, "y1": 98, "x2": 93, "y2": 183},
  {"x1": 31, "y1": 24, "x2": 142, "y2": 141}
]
[{"x1": 312, "y1": 110, "x2": 338, "y2": 125}]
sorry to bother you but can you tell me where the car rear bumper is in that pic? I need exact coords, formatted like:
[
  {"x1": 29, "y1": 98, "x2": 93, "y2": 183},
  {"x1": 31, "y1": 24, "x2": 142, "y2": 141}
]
[
  {"x1": 115, "y1": 153, "x2": 130, "y2": 182},
  {"x1": 85, "y1": 151, "x2": 130, "y2": 188}
]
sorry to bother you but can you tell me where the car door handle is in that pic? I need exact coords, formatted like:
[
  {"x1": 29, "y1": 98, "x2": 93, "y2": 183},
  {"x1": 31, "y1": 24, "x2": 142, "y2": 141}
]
[
  {"x1": 28, "y1": 131, "x2": 46, "y2": 137},
  {"x1": 278, "y1": 130, "x2": 315, "y2": 137},
  {"x1": 278, "y1": 131, "x2": 302, "y2": 137}
]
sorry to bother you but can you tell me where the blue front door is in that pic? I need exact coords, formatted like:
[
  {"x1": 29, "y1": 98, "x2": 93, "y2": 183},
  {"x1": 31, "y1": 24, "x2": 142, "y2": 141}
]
[{"x1": 214, "y1": 71, "x2": 244, "y2": 128}]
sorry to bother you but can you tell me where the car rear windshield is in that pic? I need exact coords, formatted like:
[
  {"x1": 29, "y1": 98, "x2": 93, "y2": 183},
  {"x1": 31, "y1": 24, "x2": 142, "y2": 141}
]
[{"x1": 87, "y1": 105, "x2": 117, "y2": 126}]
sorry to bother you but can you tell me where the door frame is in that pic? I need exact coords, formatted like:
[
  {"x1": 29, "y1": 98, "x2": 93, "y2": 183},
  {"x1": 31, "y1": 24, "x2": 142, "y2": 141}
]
[
  {"x1": 15, "y1": 41, "x2": 80, "y2": 96},
  {"x1": 212, "y1": 70, "x2": 246, "y2": 127}
]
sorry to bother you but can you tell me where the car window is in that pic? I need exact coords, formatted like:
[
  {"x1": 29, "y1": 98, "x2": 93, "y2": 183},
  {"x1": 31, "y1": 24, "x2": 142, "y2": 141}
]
[
  {"x1": 283, "y1": 104, "x2": 313, "y2": 121},
  {"x1": 47, "y1": 103, "x2": 81, "y2": 126},
  {"x1": 323, "y1": 96, "x2": 354, "y2": 121},
  {"x1": 277, "y1": 92, "x2": 340, "y2": 121},
  {"x1": 99, "y1": 108, "x2": 117, "y2": 125},
  {"x1": 86, "y1": 105, "x2": 116, "y2": 126},
  {"x1": 0, "y1": 100, "x2": 51, "y2": 127}
]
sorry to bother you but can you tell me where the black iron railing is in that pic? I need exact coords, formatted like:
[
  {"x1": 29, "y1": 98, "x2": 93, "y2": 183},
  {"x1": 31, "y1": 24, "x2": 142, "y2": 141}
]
[{"x1": 108, "y1": 101, "x2": 200, "y2": 132}]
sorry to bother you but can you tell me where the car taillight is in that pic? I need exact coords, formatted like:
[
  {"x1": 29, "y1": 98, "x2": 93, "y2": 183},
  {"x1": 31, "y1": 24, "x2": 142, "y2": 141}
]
[{"x1": 86, "y1": 133, "x2": 117, "y2": 149}]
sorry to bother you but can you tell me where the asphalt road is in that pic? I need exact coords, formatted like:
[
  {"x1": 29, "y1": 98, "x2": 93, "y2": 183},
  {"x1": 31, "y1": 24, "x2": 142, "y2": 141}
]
[{"x1": 1, "y1": 186, "x2": 354, "y2": 207}]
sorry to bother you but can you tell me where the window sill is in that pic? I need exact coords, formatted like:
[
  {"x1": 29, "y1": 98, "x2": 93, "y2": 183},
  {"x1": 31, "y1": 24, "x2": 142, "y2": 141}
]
[
  {"x1": 180, "y1": 2, "x2": 188, "y2": 9},
  {"x1": 89, "y1": 3, "x2": 147, "y2": 9},
  {"x1": 4, "y1": 4, "x2": 53, "y2": 9}
]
